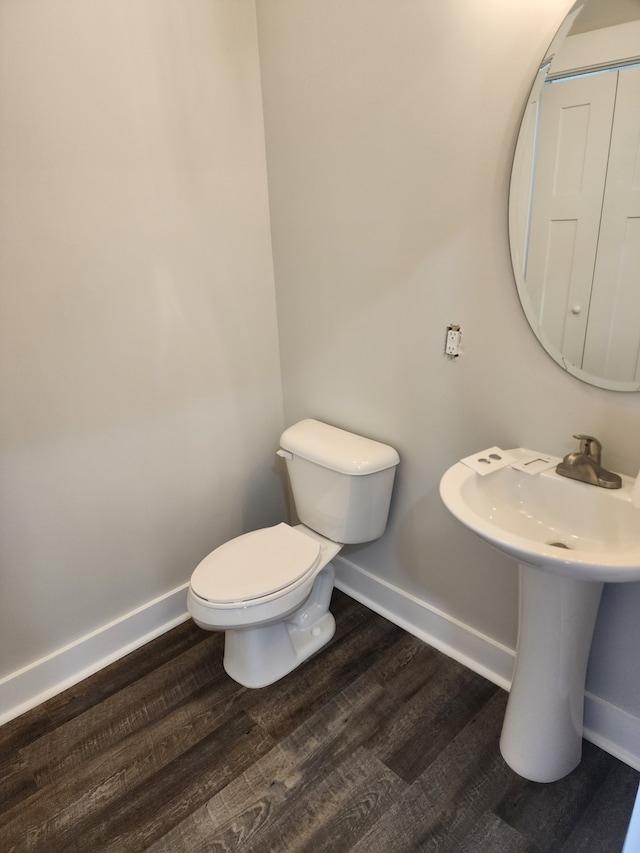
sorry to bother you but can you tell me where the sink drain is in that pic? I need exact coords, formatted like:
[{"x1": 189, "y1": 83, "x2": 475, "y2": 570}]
[{"x1": 548, "y1": 541, "x2": 571, "y2": 549}]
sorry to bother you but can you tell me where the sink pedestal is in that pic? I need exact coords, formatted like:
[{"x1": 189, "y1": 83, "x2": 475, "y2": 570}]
[
  {"x1": 499, "y1": 563, "x2": 603, "y2": 783},
  {"x1": 440, "y1": 452, "x2": 640, "y2": 782}
]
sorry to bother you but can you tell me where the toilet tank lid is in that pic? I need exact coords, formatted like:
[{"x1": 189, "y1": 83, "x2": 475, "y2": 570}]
[{"x1": 279, "y1": 419, "x2": 400, "y2": 475}]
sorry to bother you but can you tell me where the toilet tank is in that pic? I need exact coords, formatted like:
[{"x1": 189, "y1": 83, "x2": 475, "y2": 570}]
[{"x1": 279, "y1": 419, "x2": 400, "y2": 544}]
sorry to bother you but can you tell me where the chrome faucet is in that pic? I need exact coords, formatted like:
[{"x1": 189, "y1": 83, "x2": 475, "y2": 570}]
[{"x1": 556, "y1": 434, "x2": 622, "y2": 489}]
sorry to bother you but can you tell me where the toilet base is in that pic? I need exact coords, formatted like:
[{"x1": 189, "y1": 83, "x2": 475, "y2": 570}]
[{"x1": 223, "y1": 564, "x2": 336, "y2": 688}]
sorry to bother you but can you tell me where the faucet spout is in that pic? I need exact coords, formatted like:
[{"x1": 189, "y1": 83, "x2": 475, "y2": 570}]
[{"x1": 556, "y1": 434, "x2": 621, "y2": 489}]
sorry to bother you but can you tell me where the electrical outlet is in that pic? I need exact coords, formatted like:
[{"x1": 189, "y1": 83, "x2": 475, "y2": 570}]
[{"x1": 445, "y1": 325, "x2": 461, "y2": 357}]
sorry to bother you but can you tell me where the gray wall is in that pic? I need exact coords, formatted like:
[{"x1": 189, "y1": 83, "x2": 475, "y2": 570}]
[
  {"x1": 256, "y1": 0, "x2": 640, "y2": 742},
  {"x1": 0, "y1": 0, "x2": 285, "y2": 681}
]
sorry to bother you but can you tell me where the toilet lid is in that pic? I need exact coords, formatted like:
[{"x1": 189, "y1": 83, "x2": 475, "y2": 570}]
[{"x1": 190, "y1": 523, "x2": 322, "y2": 604}]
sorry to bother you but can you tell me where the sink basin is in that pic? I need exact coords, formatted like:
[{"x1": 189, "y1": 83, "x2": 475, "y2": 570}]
[
  {"x1": 440, "y1": 449, "x2": 640, "y2": 582},
  {"x1": 440, "y1": 447, "x2": 640, "y2": 783}
]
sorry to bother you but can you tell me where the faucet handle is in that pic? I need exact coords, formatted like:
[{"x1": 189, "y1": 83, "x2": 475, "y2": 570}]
[{"x1": 573, "y1": 434, "x2": 602, "y2": 462}]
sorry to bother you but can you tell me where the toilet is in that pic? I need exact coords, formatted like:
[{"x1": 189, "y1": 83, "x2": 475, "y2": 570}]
[{"x1": 187, "y1": 418, "x2": 399, "y2": 688}]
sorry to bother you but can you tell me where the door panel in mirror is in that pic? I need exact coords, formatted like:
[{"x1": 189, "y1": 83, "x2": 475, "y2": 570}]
[
  {"x1": 583, "y1": 66, "x2": 640, "y2": 382},
  {"x1": 526, "y1": 72, "x2": 616, "y2": 367}
]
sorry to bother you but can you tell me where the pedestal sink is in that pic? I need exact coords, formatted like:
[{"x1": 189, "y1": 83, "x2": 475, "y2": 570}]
[{"x1": 439, "y1": 448, "x2": 640, "y2": 783}]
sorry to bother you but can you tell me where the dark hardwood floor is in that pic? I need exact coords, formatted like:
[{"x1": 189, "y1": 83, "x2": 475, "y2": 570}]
[{"x1": 1, "y1": 591, "x2": 638, "y2": 852}]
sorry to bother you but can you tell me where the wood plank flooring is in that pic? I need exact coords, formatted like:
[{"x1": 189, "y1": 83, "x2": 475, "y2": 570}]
[{"x1": 1, "y1": 591, "x2": 638, "y2": 852}]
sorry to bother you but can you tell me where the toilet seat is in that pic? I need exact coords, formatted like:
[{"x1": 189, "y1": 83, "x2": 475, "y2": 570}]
[{"x1": 190, "y1": 522, "x2": 322, "y2": 605}]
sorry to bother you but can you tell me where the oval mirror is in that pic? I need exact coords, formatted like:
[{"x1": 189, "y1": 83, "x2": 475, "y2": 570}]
[{"x1": 510, "y1": 0, "x2": 640, "y2": 391}]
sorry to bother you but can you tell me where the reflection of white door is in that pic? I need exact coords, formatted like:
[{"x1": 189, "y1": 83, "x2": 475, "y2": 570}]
[
  {"x1": 526, "y1": 72, "x2": 617, "y2": 366},
  {"x1": 582, "y1": 66, "x2": 640, "y2": 382}
]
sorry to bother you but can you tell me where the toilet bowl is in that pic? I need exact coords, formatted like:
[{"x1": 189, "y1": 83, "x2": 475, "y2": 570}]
[
  {"x1": 188, "y1": 523, "x2": 342, "y2": 687},
  {"x1": 188, "y1": 522, "x2": 341, "y2": 630},
  {"x1": 187, "y1": 419, "x2": 399, "y2": 688}
]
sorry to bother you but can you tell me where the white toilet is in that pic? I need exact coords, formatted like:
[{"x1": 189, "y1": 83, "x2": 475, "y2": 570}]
[{"x1": 187, "y1": 418, "x2": 399, "y2": 688}]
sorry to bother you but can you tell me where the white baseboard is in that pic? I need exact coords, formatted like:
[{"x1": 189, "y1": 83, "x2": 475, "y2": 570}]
[
  {"x1": 584, "y1": 693, "x2": 640, "y2": 772},
  {"x1": 334, "y1": 555, "x2": 640, "y2": 772},
  {"x1": 0, "y1": 584, "x2": 190, "y2": 726}
]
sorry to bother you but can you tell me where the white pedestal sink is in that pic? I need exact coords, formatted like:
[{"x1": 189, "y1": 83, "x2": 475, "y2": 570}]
[{"x1": 440, "y1": 449, "x2": 640, "y2": 783}]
